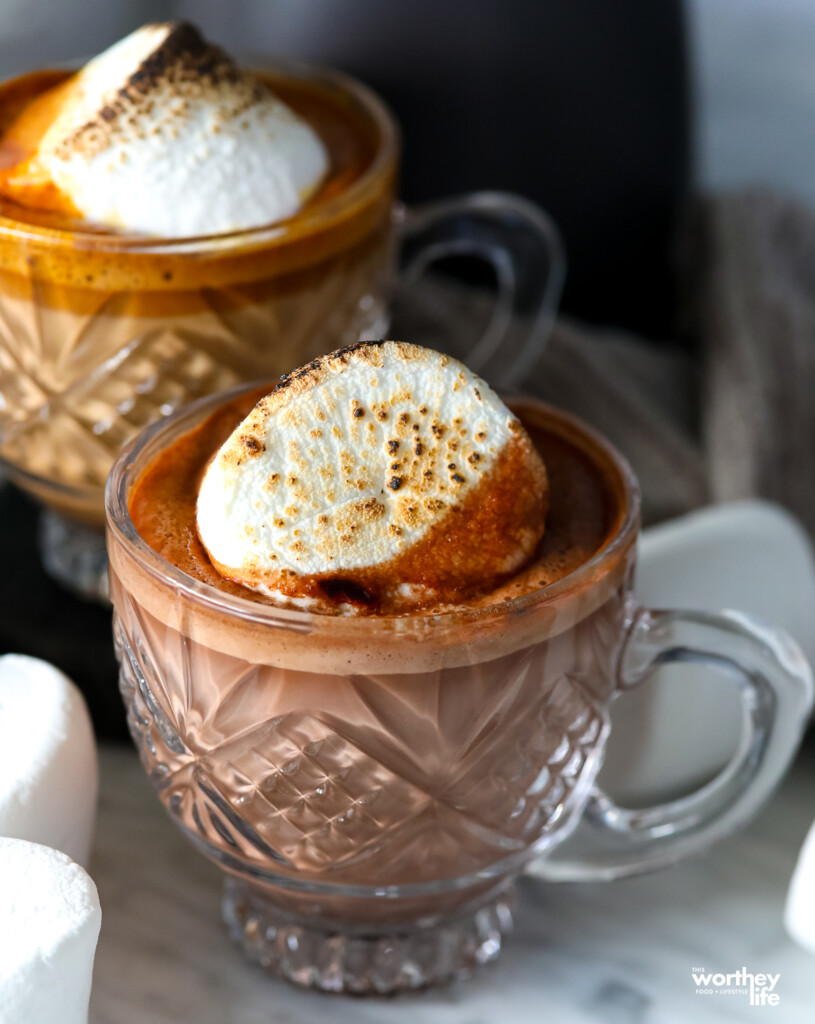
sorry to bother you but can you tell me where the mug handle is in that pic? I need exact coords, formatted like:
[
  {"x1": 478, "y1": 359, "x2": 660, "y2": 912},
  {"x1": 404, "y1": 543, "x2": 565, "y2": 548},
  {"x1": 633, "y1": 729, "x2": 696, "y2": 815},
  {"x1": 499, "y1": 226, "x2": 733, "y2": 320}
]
[
  {"x1": 526, "y1": 605, "x2": 814, "y2": 882},
  {"x1": 395, "y1": 191, "x2": 566, "y2": 389}
]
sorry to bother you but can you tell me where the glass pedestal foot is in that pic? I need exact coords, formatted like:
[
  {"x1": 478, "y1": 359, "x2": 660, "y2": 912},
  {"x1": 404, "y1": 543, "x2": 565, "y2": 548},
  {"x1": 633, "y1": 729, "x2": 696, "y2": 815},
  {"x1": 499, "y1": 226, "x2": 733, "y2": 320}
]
[
  {"x1": 39, "y1": 509, "x2": 109, "y2": 603},
  {"x1": 222, "y1": 878, "x2": 514, "y2": 994}
]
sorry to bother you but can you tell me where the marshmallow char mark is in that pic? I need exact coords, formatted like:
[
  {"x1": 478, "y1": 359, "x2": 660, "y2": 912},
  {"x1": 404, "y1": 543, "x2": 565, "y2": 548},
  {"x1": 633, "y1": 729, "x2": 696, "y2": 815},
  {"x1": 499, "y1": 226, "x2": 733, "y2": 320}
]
[{"x1": 196, "y1": 341, "x2": 549, "y2": 613}]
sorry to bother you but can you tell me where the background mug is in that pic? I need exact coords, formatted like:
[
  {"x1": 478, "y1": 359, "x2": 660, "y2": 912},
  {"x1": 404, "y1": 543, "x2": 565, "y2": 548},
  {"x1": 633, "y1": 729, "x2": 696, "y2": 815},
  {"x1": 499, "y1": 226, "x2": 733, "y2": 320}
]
[
  {"x1": 0, "y1": 58, "x2": 564, "y2": 600},
  {"x1": 105, "y1": 387, "x2": 813, "y2": 995}
]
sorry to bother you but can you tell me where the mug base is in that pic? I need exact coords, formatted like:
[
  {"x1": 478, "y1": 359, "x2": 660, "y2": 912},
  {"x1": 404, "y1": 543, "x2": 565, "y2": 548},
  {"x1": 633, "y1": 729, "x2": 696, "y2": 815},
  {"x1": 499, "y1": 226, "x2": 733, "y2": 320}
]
[
  {"x1": 39, "y1": 509, "x2": 109, "y2": 603},
  {"x1": 222, "y1": 877, "x2": 514, "y2": 994}
]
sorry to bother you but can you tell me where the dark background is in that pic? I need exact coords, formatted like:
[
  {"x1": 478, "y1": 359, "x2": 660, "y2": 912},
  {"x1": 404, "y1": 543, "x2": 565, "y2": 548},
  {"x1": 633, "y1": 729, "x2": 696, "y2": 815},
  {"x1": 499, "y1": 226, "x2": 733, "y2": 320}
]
[{"x1": 194, "y1": 0, "x2": 691, "y2": 339}]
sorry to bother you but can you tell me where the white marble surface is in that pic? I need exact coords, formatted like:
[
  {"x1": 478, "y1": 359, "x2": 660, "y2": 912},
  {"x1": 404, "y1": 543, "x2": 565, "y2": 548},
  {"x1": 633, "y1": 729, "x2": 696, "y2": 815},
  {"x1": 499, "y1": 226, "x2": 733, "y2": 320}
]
[{"x1": 88, "y1": 741, "x2": 815, "y2": 1023}]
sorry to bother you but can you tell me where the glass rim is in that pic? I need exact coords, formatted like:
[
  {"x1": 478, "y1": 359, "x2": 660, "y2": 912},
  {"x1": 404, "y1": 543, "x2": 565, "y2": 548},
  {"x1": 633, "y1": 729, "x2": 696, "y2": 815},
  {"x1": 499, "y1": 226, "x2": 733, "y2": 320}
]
[
  {"x1": 105, "y1": 381, "x2": 642, "y2": 632},
  {"x1": 0, "y1": 56, "x2": 399, "y2": 254}
]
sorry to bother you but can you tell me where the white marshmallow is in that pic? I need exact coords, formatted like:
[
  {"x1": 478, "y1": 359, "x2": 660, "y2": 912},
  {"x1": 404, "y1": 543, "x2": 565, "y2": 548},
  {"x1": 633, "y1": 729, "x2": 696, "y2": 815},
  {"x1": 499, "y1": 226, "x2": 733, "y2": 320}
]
[
  {"x1": 31, "y1": 23, "x2": 328, "y2": 236},
  {"x1": 0, "y1": 838, "x2": 101, "y2": 1024},
  {"x1": 785, "y1": 815, "x2": 815, "y2": 955},
  {"x1": 0, "y1": 655, "x2": 97, "y2": 867},
  {"x1": 197, "y1": 341, "x2": 546, "y2": 604}
]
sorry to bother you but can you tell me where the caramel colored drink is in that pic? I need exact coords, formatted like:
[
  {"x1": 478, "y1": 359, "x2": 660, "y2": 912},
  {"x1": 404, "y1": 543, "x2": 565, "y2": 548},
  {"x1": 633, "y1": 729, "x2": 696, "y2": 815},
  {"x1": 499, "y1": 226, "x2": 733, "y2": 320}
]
[{"x1": 0, "y1": 63, "x2": 396, "y2": 527}]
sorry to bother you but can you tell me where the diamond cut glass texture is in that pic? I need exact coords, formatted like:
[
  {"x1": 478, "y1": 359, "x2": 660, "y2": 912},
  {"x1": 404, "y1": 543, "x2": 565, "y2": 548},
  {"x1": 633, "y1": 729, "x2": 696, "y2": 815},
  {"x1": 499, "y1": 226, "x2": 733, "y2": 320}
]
[
  {"x1": 112, "y1": 577, "x2": 624, "y2": 889},
  {"x1": 0, "y1": 233, "x2": 390, "y2": 496}
]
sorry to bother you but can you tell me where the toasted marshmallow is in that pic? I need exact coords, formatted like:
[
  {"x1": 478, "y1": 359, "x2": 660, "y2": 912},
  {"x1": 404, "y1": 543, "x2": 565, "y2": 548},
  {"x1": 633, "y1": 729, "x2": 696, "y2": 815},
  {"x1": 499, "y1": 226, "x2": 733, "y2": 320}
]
[
  {"x1": 2, "y1": 22, "x2": 328, "y2": 236},
  {"x1": 197, "y1": 341, "x2": 548, "y2": 612}
]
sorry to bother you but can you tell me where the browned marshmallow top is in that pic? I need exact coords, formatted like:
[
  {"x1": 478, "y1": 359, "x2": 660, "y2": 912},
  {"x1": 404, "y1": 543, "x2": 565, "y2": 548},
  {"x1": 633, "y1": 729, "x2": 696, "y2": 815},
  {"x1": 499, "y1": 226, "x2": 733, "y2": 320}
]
[
  {"x1": 196, "y1": 341, "x2": 548, "y2": 612},
  {"x1": 0, "y1": 21, "x2": 329, "y2": 236}
]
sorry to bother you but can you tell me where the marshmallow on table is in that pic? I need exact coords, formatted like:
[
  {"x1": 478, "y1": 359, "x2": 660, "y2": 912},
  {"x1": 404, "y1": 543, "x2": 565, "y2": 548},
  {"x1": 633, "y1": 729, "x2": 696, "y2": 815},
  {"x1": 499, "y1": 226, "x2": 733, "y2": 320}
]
[
  {"x1": 786, "y1": 817, "x2": 815, "y2": 955},
  {"x1": 0, "y1": 654, "x2": 97, "y2": 867},
  {"x1": 0, "y1": 838, "x2": 100, "y2": 1024},
  {"x1": 0, "y1": 21, "x2": 328, "y2": 236}
]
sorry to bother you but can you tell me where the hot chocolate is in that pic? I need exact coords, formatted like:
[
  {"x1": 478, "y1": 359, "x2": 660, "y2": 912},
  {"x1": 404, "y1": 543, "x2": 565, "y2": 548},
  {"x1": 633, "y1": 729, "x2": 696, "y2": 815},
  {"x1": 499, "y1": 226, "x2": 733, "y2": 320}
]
[{"x1": 108, "y1": 349, "x2": 634, "y2": 897}]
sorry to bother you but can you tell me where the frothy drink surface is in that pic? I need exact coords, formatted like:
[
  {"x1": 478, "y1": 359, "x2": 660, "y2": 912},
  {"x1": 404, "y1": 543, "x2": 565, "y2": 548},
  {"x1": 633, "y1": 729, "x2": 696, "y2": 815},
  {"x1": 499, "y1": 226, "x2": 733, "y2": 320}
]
[{"x1": 129, "y1": 387, "x2": 618, "y2": 615}]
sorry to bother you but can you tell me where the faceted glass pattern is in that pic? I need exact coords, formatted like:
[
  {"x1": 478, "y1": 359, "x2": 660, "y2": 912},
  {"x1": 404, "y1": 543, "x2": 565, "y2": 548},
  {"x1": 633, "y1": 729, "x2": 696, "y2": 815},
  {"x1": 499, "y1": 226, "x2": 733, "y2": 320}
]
[
  {"x1": 112, "y1": 576, "x2": 625, "y2": 893},
  {"x1": 0, "y1": 232, "x2": 391, "y2": 509}
]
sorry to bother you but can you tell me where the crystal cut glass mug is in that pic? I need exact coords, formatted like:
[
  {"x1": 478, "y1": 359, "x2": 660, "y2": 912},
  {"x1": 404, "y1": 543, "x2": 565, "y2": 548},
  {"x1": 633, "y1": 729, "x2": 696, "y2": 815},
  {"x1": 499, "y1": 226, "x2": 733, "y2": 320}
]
[
  {"x1": 106, "y1": 385, "x2": 814, "y2": 995},
  {"x1": 0, "y1": 58, "x2": 564, "y2": 601}
]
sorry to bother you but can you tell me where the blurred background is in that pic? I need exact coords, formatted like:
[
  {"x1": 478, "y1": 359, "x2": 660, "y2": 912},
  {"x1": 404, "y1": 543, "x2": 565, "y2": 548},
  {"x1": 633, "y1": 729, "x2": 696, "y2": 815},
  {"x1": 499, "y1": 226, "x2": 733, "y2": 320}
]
[{"x1": 0, "y1": 0, "x2": 811, "y2": 337}]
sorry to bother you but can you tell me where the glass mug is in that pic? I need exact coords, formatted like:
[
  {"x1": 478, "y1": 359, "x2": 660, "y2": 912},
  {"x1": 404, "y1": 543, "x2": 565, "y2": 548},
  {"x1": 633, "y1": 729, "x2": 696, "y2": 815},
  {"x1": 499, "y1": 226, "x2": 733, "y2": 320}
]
[
  {"x1": 0, "y1": 59, "x2": 564, "y2": 600},
  {"x1": 106, "y1": 385, "x2": 813, "y2": 995}
]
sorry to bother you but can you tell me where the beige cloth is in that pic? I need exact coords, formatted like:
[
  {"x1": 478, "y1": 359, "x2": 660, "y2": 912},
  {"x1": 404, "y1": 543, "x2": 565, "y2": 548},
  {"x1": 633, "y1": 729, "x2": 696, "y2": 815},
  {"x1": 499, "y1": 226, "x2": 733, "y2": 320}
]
[
  {"x1": 701, "y1": 189, "x2": 815, "y2": 535},
  {"x1": 392, "y1": 277, "x2": 704, "y2": 526},
  {"x1": 393, "y1": 188, "x2": 813, "y2": 531}
]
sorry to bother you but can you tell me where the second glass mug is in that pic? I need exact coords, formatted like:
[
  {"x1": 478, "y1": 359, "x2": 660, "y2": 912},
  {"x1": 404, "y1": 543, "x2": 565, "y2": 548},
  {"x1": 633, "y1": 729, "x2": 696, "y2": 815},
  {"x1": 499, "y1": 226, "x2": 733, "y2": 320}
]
[
  {"x1": 106, "y1": 387, "x2": 813, "y2": 996},
  {"x1": 0, "y1": 57, "x2": 565, "y2": 600}
]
